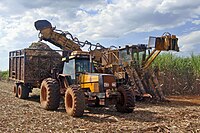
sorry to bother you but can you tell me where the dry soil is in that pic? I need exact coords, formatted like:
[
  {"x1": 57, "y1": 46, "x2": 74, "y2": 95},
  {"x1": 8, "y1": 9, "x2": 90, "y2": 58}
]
[{"x1": 0, "y1": 81, "x2": 200, "y2": 133}]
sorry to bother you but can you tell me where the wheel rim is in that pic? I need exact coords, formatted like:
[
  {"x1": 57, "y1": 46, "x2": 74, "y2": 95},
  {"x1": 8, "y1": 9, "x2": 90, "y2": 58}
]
[
  {"x1": 14, "y1": 85, "x2": 17, "y2": 94},
  {"x1": 66, "y1": 93, "x2": 73, "y2": 109},
  {"x1": 18, "y1": 86, "x2": 22, "y2": 97},
  {"x1": 41, "y1": 86, "x2": 47, "y2": 101}
]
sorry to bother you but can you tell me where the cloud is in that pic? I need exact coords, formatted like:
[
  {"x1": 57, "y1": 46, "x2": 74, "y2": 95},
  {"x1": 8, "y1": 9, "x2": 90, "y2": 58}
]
[
  {"x1": 155, "y1": 0, "x2": 200, "y2": 19},
  {"x1": 0, "y1": 0, "x2": 200, "y2": 70},
  {"x1": 192, "y1": 20, "x2": 200, "y2": 25},
  {"x1": 1, "y1": 0, "x2": 200, "y2": 41},
  {"x1": 0, "y1": 15, "x2": 37, "y2": 50},
  {"x1": 63, "y1": 0, "x2": 200, "y2": 40},
  {"x1": 179, "y1": 30, "x2": 200, "y2": 55}
]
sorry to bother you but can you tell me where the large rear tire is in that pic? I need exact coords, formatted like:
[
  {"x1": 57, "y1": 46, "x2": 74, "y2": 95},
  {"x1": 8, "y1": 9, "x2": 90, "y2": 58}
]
[
  {"x1": 116, "y1": 85, "x2": 135, "y2": 113},
  {"x1": 18, "y1": 84, "x2": 29, "y2": 99},
  {"x1": 40, "y1": 78, "x2": 60, "y2": 110},
  {"x1": 65, "y1": 86, "x2": 85, "y2": 117}
]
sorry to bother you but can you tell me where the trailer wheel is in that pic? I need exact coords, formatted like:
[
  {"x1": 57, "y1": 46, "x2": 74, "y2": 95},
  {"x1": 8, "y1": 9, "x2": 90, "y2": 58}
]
[
  {"x1": 13, "y1": 84, "x2": 18, "y2": 97},
  {"x1": 65, "y1": 86, "x2": 85, "y2": 117},
  {"x1": 18, "y1": 84, "x2": 29, "y2": 99},
  {"x1": 40, "y1": 78, "x2": 60, "y2": 110},
  {"x1": 116, "y1": 85, "x2": 135, "y2": 113}
]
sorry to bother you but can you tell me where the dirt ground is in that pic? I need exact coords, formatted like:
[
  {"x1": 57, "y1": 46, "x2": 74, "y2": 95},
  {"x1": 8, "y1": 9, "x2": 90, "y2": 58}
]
[{"x1": 0, "y1": 81, "x2": 200, "y2": 133}]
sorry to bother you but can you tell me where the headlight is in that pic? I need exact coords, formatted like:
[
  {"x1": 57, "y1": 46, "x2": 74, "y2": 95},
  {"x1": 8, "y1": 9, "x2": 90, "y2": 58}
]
[
  {"x1": 112, "y1": 82, "x2": 116, "y2": 87},
  {"x1": 104, "y1": 82, "x2": 109, "y2": 87}
]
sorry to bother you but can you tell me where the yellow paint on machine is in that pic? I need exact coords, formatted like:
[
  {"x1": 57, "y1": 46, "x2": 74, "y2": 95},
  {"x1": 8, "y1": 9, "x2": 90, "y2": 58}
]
[
  {"x1": 81, "y1": 82, "x2": 99, "y2": 92},
  {"x1": 81, "y1": 74, "x2": 99, "y2": 82},
  {"x1": 80, "y1": 74, "x2": 100, "y2": 92}
]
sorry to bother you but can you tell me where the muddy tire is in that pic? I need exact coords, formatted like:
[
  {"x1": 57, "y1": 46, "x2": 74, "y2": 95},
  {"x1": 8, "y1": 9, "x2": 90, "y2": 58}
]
[
  {"x1": 18, "y1": 84, "x2": 29, "y2": 99},
  {"x1": 40, "y1": 78, "x2": 60, "y2": 110},
  {"x1": 116, "y1": 85, "x2": 135, "y2": 113},
  {"x1": 65, "y1": 86, "x2": 85, "y2": 117},
  {"x1": 13, "y1": 84, "x2": 18, "y2": 97}
]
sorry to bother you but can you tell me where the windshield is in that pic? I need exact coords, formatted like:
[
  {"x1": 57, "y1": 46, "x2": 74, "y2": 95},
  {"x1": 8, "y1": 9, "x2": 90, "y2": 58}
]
[
  {"x1": 63, "y1": 58, "x2": 95, "y2": 80},
  {"x1": 75, "y1": 59, "x2": 94, "y2": 73},
  {"x1": 63, "y1": 59, "x2": 75, "y2": 79},
  {"x1": 119, "y1": 49, "x2": 132, "y2": 64}
]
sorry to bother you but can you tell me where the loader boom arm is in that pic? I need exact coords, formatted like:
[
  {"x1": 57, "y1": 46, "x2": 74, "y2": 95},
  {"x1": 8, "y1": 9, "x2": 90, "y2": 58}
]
[{"x1": 34, "y1": 20, "x2": 81, "y2": 51}]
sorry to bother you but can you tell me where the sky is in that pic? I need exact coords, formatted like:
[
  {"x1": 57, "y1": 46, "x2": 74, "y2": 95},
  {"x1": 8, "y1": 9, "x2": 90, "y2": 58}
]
[{"x1": 0, "y1": 0, "x2": 200, "y2": 70}]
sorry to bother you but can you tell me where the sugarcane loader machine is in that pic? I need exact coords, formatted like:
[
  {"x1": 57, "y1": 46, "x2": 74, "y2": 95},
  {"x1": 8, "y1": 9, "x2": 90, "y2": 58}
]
[
  {"x1": 93, "y1": 32, "x2": 179, "y2": 101},
  {"x1": 34, "y1": 20, "x2": 135, "y2": 117}
]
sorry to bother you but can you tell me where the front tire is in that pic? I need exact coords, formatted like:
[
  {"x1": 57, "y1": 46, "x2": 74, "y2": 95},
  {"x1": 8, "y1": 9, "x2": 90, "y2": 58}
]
[
  {"x1": 40, "y1": 78, "x2": 60, "y2": 110},
  {"x1": 116, "y1": 85, "x2": 135, "y2": 113},
  {"x1": 65, "y1": 86, "x2": 85, "y2": 117}
]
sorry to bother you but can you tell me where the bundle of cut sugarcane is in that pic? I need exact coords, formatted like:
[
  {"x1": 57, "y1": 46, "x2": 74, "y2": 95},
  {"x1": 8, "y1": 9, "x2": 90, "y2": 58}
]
[{"x1": 24, "y1": 42, "x2": 63, "y2": 81}]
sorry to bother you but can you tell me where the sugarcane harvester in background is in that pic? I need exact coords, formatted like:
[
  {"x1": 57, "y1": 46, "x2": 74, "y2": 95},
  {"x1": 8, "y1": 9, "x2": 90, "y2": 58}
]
[
  {"x1": 34, "y1": 20, "x2": 135, "y2": 117},
  {"x1": 93, "y1": 32, "x2": 179, "y2": 101}
]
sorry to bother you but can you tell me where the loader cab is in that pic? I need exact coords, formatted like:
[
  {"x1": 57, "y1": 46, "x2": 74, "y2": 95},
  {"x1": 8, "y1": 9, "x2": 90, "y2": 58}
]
[{"x1": 62, "y1": 51, "x2": 94, "y2": 83}]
